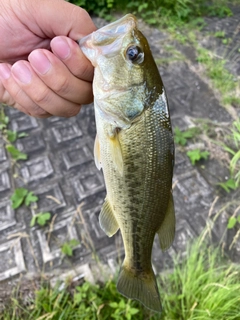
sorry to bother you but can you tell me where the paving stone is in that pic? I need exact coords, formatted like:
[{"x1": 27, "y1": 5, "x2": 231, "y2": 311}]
[
  {"x1": 172, "y1": 219, "x2": 197, "y2": 253},
  {"x1": 0, "y1": 8, "x2": 240, "y2": 288},
  {"x1": 0, "y1": 169, "x2": 11, "y2": 193},
  {"x1": 51, "y1": 121, "x2": 83, "y2": 144},
  {"x1": 62, "y1": 142, "x2": 93, "y2": 170},
  {"x1": 16, "y1": 133, "x2": 46, "y2": 155},
  {"x1": 19, "y1": 156, "x2": 54, "y2": 182},
  {"x1": 31, "y1": 183, "x2": 66, "y2": 214},
  {"x1": 0, "y1": 199, "x2": 16, "y2": 231},
  {"x1": 176, "y1": 169, "x2": 213, "y2": 206},
  {"x1": 72, "y1": 163, "x2": 105, "y2": 202},
  {"x1": 6, "y1": 107, "x2": 22, "y2": 117},
  {"x1": 162, "y1": 62, "x2": 232, "y2": 123},
  {"x1": 50, "y1": 263, "x2": 95, "y2": 287},
  {"x1": 0, "y1": 238, "x2": 26, "y2": 281},
  {"x1": 0, "y1": 145, "x2": 7, "y2": 163},
  {"x1": 36, "y1": 214, "x2": 81, "y2": 264},
  {"x1": 10, "y1": 114, "x2": 39, "y2": 132}
]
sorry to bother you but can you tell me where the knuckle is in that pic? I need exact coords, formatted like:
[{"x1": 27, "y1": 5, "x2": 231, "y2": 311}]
[
  {"x1": 30, "y1": 106, "x2": 51, "y2": 118},
  {"x1": 32, "y1": 87, "x2": 51, "y2": 105},
  {"x1": 2, "y1": 90, "x2": 13, "y2": 105},
  {"x1": 51, "y1": 75, "x2": 70, "y2": 96},
  {"x1": 78, "y1": 62, "x2": 93, "y2": 81},
  {"x1": 71, "y1": 6, "x2": 89, "y2": 22},
  {"x1": 65, "y1": 105, "x2": 81, "y2": 118}
]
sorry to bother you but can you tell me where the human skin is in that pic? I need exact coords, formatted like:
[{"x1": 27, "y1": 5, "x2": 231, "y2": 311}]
[{"x1": 0, "y1": 0, "x2": 96, "y2": 118}]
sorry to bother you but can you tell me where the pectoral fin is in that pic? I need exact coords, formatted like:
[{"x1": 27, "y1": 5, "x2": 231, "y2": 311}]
[
  {"x1": 99, "y1": 198, "x2": 119, "y2": 237},
  {"x1": 108, "y1": 133, "x2": 123, "y2": 176},
  {"x1": 157, "y1": 192, "x2": 175, "y2": 251},
  {"x1": 94, "y1": 134, "x2": 102, "y2": 170}
]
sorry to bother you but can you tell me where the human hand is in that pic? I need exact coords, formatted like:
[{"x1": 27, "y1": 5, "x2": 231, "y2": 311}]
[{"x1": 0, "y1": 0, "x2": 96, "y2": 118}]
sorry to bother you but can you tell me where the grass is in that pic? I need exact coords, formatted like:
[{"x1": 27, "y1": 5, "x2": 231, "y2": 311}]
[
  {"x1": 159, "y1": 241, "x2": 240, "y2": 319},
  {"x1": 68, "y1": 0, "x2": 236, "y2": 24},
  {"x1": 196, "y1": 47, "x2": 240, "y2": 111},
  {"x1": 2, "y1": 238, "x2": 240, "y2": 320}
]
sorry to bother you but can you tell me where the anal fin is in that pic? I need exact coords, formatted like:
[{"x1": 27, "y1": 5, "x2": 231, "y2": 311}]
[
  {"x1": 157, "y1": 192, "x2": 175, "y2": 251},
  {"x1": 99, "y1": 198, "x2": 119, "y2": 237}
]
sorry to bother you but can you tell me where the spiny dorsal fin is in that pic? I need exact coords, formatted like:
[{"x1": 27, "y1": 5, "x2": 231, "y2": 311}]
[
  {"x1": 157, "y1": 192, "x2": 175, "y2": 251},
  {"x1": 99, "y1": 198, "x2": 119, "y2": 237},
  {"x1": 94, "y1": 134, "x2": 102, "y2": 170}
]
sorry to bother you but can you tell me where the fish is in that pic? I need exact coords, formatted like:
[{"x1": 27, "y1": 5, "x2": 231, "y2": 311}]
[{"x1": 79, "y1": 14, "x2": 175, "y2": 313}]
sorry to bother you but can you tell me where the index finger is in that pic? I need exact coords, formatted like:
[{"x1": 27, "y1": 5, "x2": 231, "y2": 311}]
[{"x1": 50, "y1": 36, "x2": 93, "y2": 82}]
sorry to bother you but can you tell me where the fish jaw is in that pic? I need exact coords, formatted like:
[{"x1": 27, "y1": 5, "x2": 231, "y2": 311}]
[{"x1": 79, "y1": 14, "x2": 137, "y2": 66}]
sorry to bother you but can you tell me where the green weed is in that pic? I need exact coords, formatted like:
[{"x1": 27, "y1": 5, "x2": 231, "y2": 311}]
[
  {"x1": 116, "y1": 0, "x2": 232, "y2": 25},
  {"x1": 219, "y1": 120, "x2": 240, "y2": 190},
  {"x1": 159, "y1": 241, "x2": 240, "y2": 319},
  {"x1": 61, "y1": 239, "x2": 80, "y2": 257},
  {"x1": 11, "y1": 189, "x2": 52, "y2": 228},
  {"x1": 11, "y1": 188, "x2": 38, "y2": 209},
  {"x1": 1, "y1": 106, "x2": 28, "y2": 160},
  {"x1": 0, "y1": 107, "x2": 9, "y2": 129},
  {"x1": 30, "y1": 212, "x2": 52, "y2": 227},
  {"x1": 155, "y1": 48, "x2": 185, "y2": 66},
  {"x1": 187, "y1": 149, "x2": 210, "y2": 165},
  {"x1": 174, "y1": 127, "x2": 200, "y2": 146},
  {"x1": 196, "y1": 47, "x2": 240, "y2": 109},
  {"x1": 214, "y1": 30, "x2": 225, "y2": 38},
  {"x1": 227, "y1": 215, "x2": 240, "y2": 229},
  {"x1": 6, "y1": 130, "x2": 28, "y2": 142},
  {"x1": 218, "y1": 178, "x2": 238, "y2": 193},
  {"x1": 67, "y1": 0, "x2": 233, "y2": 24},
  {"x1": 2, "y1": 239, "x2": 240, "y2": 319},
  {"x1": 6, "y1": 144, "x2": 27, "y2": 161}
]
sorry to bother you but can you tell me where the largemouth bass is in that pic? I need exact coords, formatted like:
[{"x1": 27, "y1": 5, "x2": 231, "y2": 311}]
[{"x1": 80, "y1": 14, "x2": 175, "y2": 313}]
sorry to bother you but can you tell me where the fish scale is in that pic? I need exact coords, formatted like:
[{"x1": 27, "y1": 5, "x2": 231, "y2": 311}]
[{"x1": 80, "y1": 14, "x2": 175, "y2": 312}]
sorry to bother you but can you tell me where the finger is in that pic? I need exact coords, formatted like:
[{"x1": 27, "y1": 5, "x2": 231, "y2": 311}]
[
  {"x1": 0, "y1": 63, "x2": 51, "y2": 117},
  {"x1": 28, "y1": 48, "x2": 93, "y2": 104},
  {"x1": 20, "y1": 0, "x2": 96, "y2": 40},
  {"x1": 3, "y1": 61, "x2": 82, "y2": 118},
  {"x1": 51, "y1": 36, "x2": 93, "y2": 82},
  {"x1": 11, "y1": 60, "x2": 82, "y2": 117}
]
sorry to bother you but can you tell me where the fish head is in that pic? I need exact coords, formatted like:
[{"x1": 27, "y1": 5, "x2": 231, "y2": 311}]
[{"x1": 80, "y1": 14, "x2": 162, "y2": 129}]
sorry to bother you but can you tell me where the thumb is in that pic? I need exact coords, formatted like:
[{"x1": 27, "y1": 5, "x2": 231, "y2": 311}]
[{"x1": 21, "y1": 0, "x2": 96, "y2": 40}]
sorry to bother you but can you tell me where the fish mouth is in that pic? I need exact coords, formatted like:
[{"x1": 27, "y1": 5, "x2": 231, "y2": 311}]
[
  {"x1": 79, "y1": 14, "x2": 137, "y2": 64},
  {"x1": 90, "y1": 14, "x2": 137, "y2": 46}
]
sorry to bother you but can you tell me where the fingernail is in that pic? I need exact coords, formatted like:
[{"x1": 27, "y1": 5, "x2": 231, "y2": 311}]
[
  {"x1": 0, "y1": 64, "x2": 11, "y2": 80},
  {"x1": 28, "y1": 51, "x2": 51, "y2": 74},
  {"x1": 51, "y1": 37, "x2": 71, "y2": 60},
  {"x1": 12, "y1": 62, "x2": 32, "y2": 84}
]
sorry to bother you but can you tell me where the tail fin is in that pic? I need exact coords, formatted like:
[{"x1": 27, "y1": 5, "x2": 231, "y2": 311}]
[{"x1": 117, "y1": 263, "x2": 162, "y2": 313}]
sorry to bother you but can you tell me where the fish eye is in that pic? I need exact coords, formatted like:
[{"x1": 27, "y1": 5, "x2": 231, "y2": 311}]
[{"x1": 126, "y1": 45, "x2": 144, "y2": 64}]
